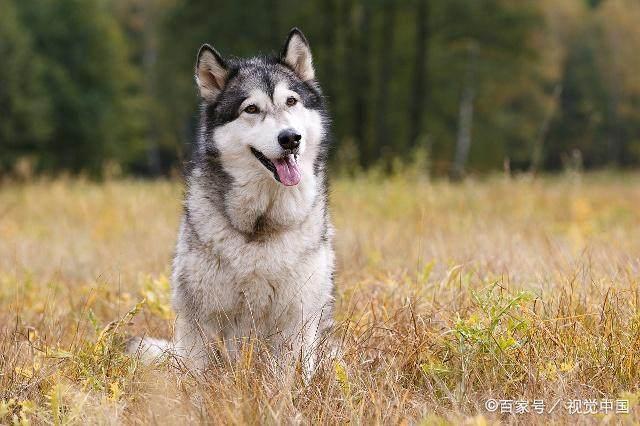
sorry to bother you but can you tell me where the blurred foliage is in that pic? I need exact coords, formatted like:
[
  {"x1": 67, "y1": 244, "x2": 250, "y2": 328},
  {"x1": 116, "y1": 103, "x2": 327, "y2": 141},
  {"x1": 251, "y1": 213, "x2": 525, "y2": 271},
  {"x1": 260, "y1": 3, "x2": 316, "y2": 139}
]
[{"x1": 1, "y1": 0, "x2": 640, "y2": 177}]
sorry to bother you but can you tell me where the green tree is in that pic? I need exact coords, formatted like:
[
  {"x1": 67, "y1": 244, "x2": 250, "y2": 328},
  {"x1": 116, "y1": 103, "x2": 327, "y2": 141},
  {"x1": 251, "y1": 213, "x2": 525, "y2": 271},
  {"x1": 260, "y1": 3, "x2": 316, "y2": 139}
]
[
  {"x1": 3, "y1": 0, "x2": 636, "y2": 176},
  {"x1": 597, "y1": 0, "x2": 640, "y2": 166},
  {"x1": 16, "y1": 0, "x2": 141, "y2": 175},
  {"x1": 0, "y1": 0, "x2": 51, "y2": 173}
]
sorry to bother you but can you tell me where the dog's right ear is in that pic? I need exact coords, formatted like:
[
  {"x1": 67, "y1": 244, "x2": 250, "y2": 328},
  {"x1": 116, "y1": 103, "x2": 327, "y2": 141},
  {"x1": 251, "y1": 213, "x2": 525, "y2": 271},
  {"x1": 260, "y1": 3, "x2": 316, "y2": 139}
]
[{"x1": 195, "y1": 44, "x2": 228, "y2": 101}]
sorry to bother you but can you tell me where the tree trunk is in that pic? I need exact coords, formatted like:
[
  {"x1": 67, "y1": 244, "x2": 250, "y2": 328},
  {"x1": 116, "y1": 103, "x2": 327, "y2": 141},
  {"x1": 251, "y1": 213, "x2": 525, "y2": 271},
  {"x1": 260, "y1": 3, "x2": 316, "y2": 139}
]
[
  {"x1": 353, "y1": 0, "x2": 371, "y2": 167},
  {"x1": 373, "y1": 0, "x2": 396, "y2": 167},
  {"x1": 321, "y1": 0, "x2": 337, "y2": 102},
  {"x1": 266, "y1": 0, "x2": 280, "y2": 47},
  {"x1": 606, "y1": 86, "x2": 622, "y2": 166},
  {"x1": 605, "y1": 20, "x2": 624, "y2": 166},
  {"x1": 338, "y1": 0, "x2": 352, "y2": 141},
  {"x1": 451, "y1": 43, "x2": 478, "y2": 180},
  {"x1": 530, "y1": 84, "x2": 562, "y2": 175},
  {"x1": 409, "y1": 0, "x2": 429, "y2": 148},
  {"x1": 142, "y1": 0, "x2": 161, "y2": 175}
]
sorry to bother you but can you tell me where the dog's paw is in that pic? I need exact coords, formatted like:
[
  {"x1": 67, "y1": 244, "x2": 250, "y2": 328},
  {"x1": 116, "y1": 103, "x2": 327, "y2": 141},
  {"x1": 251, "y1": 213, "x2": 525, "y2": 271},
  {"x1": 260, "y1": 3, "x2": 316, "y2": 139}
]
[{"x1": 126, "y1": 336, "x2": 172, "y2": 364}]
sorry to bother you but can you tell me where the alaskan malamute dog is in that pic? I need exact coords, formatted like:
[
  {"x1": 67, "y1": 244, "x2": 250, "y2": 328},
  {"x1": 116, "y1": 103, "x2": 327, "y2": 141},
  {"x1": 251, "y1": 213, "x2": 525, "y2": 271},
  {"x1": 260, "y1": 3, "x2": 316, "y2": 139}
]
[{"x1": 129, "y1": 28, "x2": 334, "y2": 377}]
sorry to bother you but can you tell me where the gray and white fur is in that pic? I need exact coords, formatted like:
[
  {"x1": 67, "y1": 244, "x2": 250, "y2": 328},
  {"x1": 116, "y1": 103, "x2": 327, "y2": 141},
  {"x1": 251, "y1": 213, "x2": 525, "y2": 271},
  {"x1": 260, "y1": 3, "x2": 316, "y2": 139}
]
[{"x1": 128, "y1": 29, "x2": 335, "y2": 376}]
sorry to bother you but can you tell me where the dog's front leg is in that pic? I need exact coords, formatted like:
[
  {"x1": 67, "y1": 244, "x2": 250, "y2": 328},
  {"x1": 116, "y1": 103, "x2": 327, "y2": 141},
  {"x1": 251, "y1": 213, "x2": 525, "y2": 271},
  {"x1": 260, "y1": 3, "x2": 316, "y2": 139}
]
[
  {"x1": 173, "y1": 315, "x2": 216, "y2": 372},
  {"x1": 288, "y1": 309, "x2": 327, "y2": 381}
]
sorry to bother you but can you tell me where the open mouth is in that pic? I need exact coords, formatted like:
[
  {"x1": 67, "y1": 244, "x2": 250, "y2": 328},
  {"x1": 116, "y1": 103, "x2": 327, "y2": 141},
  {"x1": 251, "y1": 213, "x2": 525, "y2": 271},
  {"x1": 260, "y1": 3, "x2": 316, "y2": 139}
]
[{"x1": 250, "y1": 147, "x2": 301, "y2": 186}]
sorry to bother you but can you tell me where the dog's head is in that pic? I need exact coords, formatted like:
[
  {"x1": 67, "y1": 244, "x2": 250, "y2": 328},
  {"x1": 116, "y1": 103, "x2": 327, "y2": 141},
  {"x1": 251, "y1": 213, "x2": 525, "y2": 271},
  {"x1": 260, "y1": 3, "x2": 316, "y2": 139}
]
[{"x1": 196, "y1": 28, "x2": 326, "y2": 187}]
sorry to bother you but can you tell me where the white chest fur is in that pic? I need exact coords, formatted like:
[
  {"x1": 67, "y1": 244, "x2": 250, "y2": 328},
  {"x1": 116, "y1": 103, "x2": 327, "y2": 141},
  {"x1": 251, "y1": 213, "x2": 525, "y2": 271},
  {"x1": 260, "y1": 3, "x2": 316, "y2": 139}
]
[{"x1": 171, "y1": 168, "x2": 334, "y2": 355}]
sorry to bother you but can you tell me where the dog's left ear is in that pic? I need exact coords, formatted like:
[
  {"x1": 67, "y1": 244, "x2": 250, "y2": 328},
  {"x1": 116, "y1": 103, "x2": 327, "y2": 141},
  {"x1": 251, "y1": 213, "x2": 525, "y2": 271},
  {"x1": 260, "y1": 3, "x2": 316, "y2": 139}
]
[{"x1": 281, "y1": 28, "x2": 315, "y2": 81}]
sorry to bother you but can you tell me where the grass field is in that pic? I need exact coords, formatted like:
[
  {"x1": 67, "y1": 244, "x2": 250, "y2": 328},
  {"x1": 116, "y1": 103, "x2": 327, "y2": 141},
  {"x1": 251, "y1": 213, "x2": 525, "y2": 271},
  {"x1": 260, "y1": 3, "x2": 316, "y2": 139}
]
[{"x1": 1, "y1": 173, "x2": 639, "y2": 424}]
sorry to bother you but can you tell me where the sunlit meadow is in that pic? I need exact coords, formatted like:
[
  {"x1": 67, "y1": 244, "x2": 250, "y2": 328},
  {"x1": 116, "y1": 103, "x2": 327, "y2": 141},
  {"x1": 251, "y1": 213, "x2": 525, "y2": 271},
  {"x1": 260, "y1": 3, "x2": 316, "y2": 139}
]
[{"x1": 1, "y1": 172, "x2": 639, "y2": 424}]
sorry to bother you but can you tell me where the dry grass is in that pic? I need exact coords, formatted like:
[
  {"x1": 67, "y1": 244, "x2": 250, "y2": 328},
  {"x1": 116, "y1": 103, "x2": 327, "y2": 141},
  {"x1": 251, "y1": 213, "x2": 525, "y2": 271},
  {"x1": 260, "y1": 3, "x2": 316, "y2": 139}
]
[{"x1": 1, "y1": 172, "x2": 639, "y2": 425}]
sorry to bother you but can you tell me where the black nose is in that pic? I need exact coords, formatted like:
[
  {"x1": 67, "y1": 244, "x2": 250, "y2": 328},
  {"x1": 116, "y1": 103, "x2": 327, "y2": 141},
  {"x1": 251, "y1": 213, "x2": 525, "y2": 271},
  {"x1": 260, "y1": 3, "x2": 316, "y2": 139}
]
[{"x1": 278, "y1": 128, "x2": 301, "y2": 150}]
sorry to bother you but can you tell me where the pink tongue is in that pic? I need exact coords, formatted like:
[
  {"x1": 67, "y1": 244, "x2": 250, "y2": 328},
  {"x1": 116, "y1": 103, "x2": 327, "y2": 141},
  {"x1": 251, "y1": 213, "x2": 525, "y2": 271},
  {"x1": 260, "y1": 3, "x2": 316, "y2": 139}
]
[{"x1": 274, "y1": 156, "x2": 301, "y2": 186}]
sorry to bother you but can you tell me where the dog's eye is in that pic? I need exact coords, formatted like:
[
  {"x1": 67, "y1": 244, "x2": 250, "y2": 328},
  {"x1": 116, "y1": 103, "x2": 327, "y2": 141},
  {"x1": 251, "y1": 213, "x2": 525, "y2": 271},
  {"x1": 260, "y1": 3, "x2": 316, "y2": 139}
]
[
  {"x1": 244, "y1": 104, "x2": 259, "y2": 114},
  {"x1": 286, "y1": 97, "x2": 297, "y2": 107}
]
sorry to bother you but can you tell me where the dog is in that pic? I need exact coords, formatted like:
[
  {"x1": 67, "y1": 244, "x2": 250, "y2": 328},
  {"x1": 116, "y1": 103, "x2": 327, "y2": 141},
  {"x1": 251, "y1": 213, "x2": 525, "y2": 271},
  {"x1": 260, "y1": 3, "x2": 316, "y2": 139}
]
[{"x1": 128, "y1": 28, "x2": 335, "y2": 377}]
